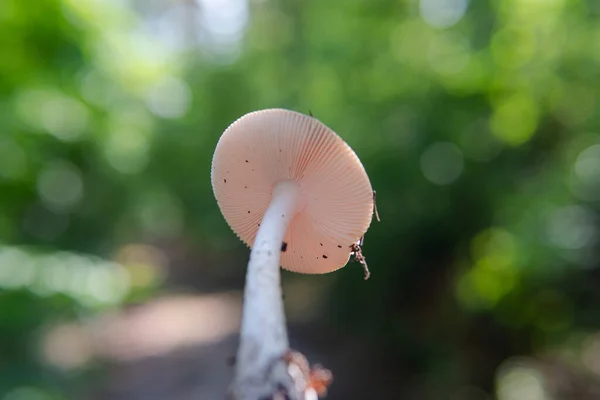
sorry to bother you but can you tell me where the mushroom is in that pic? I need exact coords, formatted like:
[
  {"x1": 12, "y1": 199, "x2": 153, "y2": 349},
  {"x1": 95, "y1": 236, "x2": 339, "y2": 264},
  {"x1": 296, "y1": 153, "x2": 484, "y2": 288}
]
[{"x1": 211, "y1": 109, "x2": 375, "y2": 399}]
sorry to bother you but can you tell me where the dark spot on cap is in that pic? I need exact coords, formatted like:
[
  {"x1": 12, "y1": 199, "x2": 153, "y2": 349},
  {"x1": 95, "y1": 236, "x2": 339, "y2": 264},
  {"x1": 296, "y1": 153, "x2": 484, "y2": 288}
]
[
  {"x1": 323, "y1": 255, "x2": 328, "y2": 259},
  {"x1": 337, "y1": 245, "x2": 342, "y2": 248},
  {"x1": 247, "y1": 211, "x2": 250, "y2": 213},
  {"x1": 320, "y1": 243, "x2": 323, "y2": 246},
  {"x1": 244, "y1": 186, "x2": 248, "y2": 189},
  {"x1": 245, "y1": 160, "x2": 249, "y2": 163},
  {"x1": 224, "y1": 179, "x2": 226, "y2": 183},
  {"x1": 281, "y1": 242, "x2": 288, "y2": 252}
]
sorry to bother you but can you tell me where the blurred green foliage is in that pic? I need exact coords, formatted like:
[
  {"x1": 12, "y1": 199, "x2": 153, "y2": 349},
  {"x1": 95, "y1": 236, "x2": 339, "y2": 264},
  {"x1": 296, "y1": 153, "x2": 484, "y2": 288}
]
[{"x1": 1, "y1": 0, "x2": 600, "y2": 398}]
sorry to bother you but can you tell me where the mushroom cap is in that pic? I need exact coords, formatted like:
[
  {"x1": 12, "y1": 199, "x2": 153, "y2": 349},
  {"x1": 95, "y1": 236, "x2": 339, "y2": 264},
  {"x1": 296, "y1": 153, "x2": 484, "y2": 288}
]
[{"x1": 211, "y1": 109, "x2": 374, "y2": 274}]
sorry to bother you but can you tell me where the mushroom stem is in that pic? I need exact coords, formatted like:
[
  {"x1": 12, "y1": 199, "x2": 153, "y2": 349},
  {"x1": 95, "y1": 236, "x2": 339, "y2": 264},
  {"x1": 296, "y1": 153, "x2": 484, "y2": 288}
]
[{"x1": 231, "y1": 180, "x2": 302, "y2": 399}]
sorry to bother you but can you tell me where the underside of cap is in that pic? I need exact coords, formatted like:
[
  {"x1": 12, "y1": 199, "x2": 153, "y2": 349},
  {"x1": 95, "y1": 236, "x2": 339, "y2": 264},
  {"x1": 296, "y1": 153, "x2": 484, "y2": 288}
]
[{"x1": 211, "y1": 109, "x2": 374, "y2": 274}]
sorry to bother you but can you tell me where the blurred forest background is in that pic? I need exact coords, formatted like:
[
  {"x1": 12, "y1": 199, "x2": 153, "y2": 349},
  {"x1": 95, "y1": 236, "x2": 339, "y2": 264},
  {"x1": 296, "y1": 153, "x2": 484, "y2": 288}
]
[{"x1": 1, "y1": 0, "x2": 600, "y2": 399}]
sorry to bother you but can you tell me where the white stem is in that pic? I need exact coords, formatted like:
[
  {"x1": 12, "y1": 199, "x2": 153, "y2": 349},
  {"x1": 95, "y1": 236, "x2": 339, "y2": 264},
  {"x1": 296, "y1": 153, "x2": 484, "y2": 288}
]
[{"x1": 231, "y1": 180, "x2": 302, "y2": 399}]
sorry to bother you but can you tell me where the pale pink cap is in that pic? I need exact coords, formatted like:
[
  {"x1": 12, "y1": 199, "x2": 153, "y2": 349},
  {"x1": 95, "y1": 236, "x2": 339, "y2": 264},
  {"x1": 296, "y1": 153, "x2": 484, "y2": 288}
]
[{"x1": 211, "y1": 109, "x2": 374, "y2": 274}]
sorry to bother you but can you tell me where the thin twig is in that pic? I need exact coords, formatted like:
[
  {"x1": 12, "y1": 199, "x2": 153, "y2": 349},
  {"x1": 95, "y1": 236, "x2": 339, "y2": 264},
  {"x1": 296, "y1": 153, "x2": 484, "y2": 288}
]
[{"x1": 373, "y1": 190, "x2": 381, "y2": 222}]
